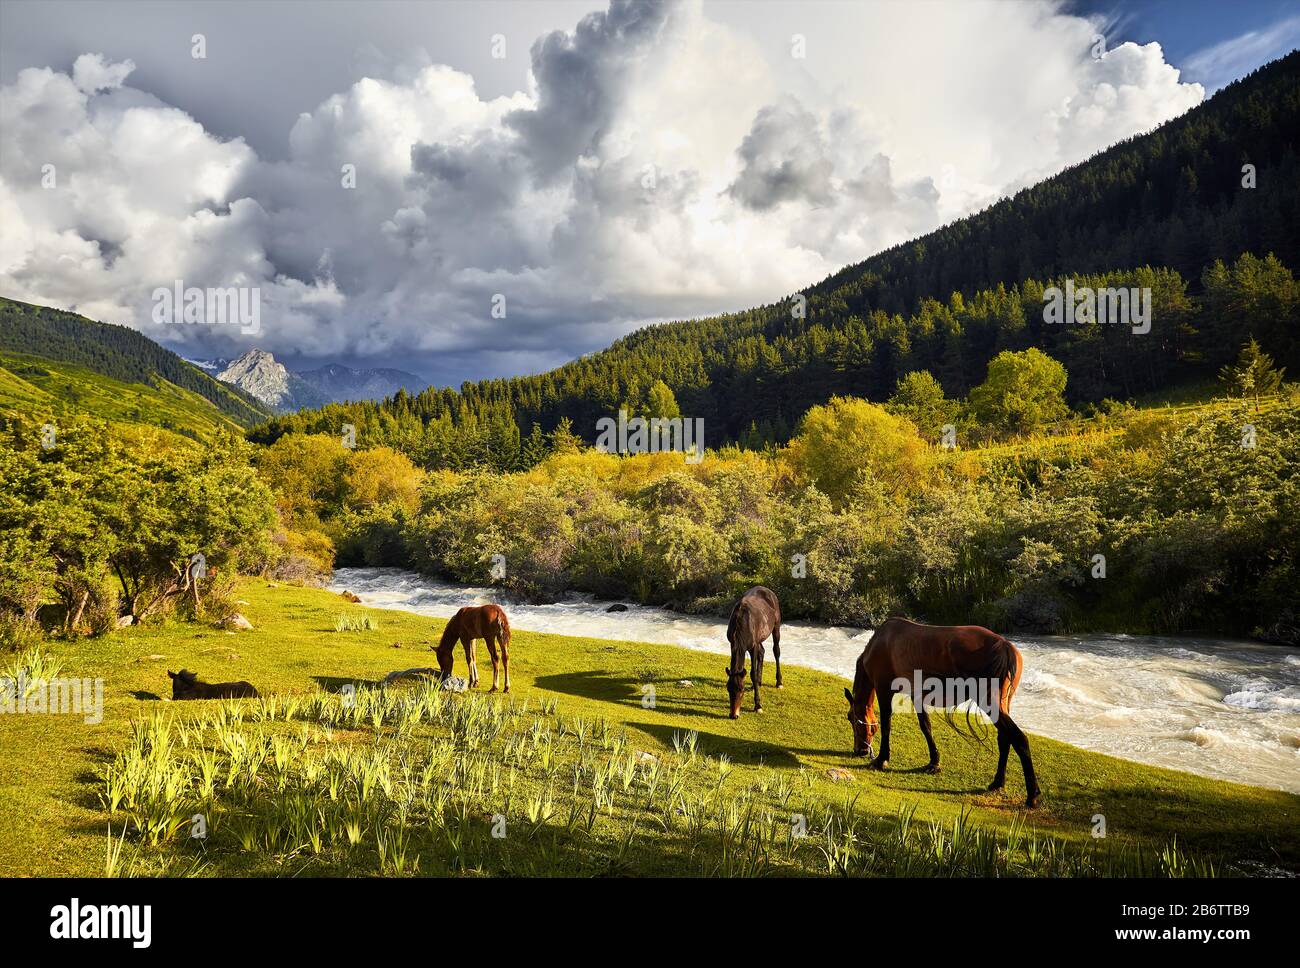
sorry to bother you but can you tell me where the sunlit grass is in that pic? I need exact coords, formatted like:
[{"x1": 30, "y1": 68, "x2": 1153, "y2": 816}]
[{"x1": 1, "y1": 579, "x2": 1296, "y2": 877}]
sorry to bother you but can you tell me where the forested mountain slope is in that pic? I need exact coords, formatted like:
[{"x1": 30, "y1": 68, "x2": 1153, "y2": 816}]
[
  {"x1": 255, "y1": 51, "x2": 1300, "y2": 458},
  {"x1": 0, "y1": 297, "x2": 270, "y2": 431}
]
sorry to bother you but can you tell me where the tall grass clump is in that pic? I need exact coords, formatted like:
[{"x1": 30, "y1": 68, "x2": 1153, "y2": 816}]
[{"x1": 97, "y1": 682, "x2": 1225, "y2": 878}]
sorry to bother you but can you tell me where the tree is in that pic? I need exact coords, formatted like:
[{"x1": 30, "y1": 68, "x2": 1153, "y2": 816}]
[
  {"x1": 967, "y1": 348, "x2": 1070, "y2": 437},
  {"x1": 644, "y1": 380, "x2": 682, "y2": 419},
  {"x1": 785, "y1": 396, "x2": 928, "y2": 506},
  {"x1": 548, "y1": 417, "x2": 582, "y2": 456},
  {"x1": 886, "y1": 370, "x2": 958, "y2": 441},
  {"x1": 343, "y1": 446, "x2": 423, "y2": 512},
  {"x1": 254, "y1": 433, "x2": 348, "y2": 526},
  {"x1": 1219, "y1": 337, "x2": 1286, "y2": 410},
  {"x1": 0, "y1": 415, "x2": 278, "y2": 627},
  {"x1": 520, "y1": 423, "x2": 548, "y2": 468},
  {"x1": 1201, "y1": 253, "x2": 1299, "y2": 369}
]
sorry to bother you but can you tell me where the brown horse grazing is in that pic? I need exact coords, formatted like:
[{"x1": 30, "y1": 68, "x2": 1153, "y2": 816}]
[
  {"x1": 724, "y1": 586, "x2": 782, "y2": 719},
  {"x1": 436, "y1": 604, "x2": 512, "y2": 692},
  {"x1": 843, "y1": 617, "x2": 1041, "y2": 808},
  {"x1": 167, "y1": 669, "x2": 259, "y2": 700}
]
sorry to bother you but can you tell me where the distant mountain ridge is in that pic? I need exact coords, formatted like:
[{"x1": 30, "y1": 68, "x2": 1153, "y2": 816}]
[
  {"x1": 191, "y1": 349, "x2": 427, "y2": 411},
  {"x1": 297, "y1": 362, "x2": 430, "y2": 404}
]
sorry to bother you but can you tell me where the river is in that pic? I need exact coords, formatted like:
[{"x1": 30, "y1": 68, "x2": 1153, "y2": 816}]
[{"x1": 329, "y1": 567, "x2": 1300, "y2": 794}]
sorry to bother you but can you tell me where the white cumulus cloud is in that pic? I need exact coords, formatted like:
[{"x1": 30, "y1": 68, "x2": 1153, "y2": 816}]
[{"x1": 0, "y1": 0, "x2": 1207, "y2": 384}]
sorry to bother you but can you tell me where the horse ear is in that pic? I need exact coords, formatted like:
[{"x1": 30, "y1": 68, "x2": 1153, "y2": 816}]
[
  {"x1": 843, "y1": 687, "x2": 854, "y2": 704},
  {"x1": 167, "y1": 671, "x2": 176, "y2": 679}
]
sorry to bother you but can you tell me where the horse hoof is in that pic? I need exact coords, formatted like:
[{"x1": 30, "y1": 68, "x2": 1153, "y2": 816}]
[
  {"x1": 869, "y1": 758, "x2": 889, "y2": 771},
  {"x1": 488, "y1": 687, "x2": 498, "y2": 693},
  {"x1": 987, "y1": 781, "x2": 1004, "y2": 792},
  {"x1": 729, "y1": 712, "x2": 740, "y2": 720},
  {"x1": 1026, "y1": 792, "x2": 1042, "y2": 809},
  {"x1": 755, "y1": 707, "x2": 764, "y2": 714},
  {"x1": 924, "y1": 764, "x2": 942, "y2": 774}
]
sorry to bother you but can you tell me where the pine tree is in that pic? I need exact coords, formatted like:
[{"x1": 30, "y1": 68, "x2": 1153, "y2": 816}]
[
  {"x1": 1220, "y1": 337, "x2": 1286, "y2": 410},
  {"x1": 520, "y1": 423, "x2": 548, "y2": 467},
  {"x1": 548, "y1": 417, "x2": 582, "y2": 455}
]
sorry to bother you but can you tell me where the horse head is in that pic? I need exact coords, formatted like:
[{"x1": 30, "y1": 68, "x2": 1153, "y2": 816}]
[
  {"x1": 724, "y1": 665, "x2": 747, "y2": 719},
  {"x1": 168, "y1": 669, "x2": 200, "y2": 700},
  {"x1": 844, "y1": 687, "x2": 877, "y2": 758}
]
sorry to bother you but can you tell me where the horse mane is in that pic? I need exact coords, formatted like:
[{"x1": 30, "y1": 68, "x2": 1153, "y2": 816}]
[
  {"x1": 177, "y1": 669, "x2": 198, "y2": 682},
  {"x1": 438, "y1": 611, "x2": 462, "y2": 650}
]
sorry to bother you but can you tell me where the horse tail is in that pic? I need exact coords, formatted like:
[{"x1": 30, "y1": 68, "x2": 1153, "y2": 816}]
[
  {"x1": 494, "y1": 608, "x2": 510, "y2": 647},
  {"x1": 988, "y1": 636, "x2": 1021, "y2": 716}
]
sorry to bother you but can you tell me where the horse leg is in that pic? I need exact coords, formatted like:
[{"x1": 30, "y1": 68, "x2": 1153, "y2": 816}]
[
  {"x1": 916, "y1": 708, "x2": 941, "y2": 773},
  {"x1": 988, "y1": 719, "x2": 1012, "y2": 792},
  {"x1": 500, "y1": 634, "x2": 511, "y2": 693},
  {"x1": 486, "y1": 635, "x2": 501, "y2": 693},
  {"x1": 752, "y1": 648, "x2": 763, "y2": 713},
  {"x1": 870, "y1": 689, "x2": 892, "y2": 770},
  {"x1": 772, "y1": 626, "x2": 782, "y2": 689},
  {"x1": 1001, "y1": 712, "x2": 1041, "y2": 808},
  {"x1": 463, "y1": 637, "x2": 478, "y2": 688}
]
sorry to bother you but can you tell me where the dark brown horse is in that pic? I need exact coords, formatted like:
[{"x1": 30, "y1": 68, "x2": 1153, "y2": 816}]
[
  {"x1": 724, "y1": 586, "x2": 782, "y2": 718},
  {"x1": 436, "y1": 604, "x2": 512, "y2": 692},
  {"x1": 843, "y1": 617, "x2": 1041, "y2": 808},
  {"x1": 167, "y1": 669, "x2": 259, "y2": 700}
]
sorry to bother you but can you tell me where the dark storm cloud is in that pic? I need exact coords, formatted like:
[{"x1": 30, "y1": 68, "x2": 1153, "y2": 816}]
[
  {"x1": 506, "y1": 0, "x2": 679, "y2": 180},
  {"x1": 726, "y1": 96, "x2": 834, "y2": 211}
]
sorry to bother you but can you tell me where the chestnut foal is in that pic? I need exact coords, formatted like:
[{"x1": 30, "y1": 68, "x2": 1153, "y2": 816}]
[{"x1": 436, "y1": 604, "x2": 512, "y2": 692}]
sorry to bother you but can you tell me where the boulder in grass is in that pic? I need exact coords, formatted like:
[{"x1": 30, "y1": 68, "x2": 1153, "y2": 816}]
[
  {"x1": 380, "y1": 668, "x2": 469, "y2": 693},
  {"x1": 116, "y1": 615, "x2": 135, "y2": 628},
  {"x1": 381, "y1": 667, "x2": 440, "y2": 687},
  {"x1": 224, "y1": 613, "x2": 253, "y2": 631}
]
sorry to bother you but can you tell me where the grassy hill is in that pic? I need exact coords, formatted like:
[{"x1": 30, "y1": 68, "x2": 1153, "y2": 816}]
[
  {"x1": 0, "y1": 297, "x2": 269, "y2": 438},
  {"x1": 1, "y1": 580, "x2": 1294, "y2": 877}
]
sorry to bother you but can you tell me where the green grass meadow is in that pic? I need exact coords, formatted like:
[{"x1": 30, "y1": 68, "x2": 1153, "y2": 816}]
[{"x1": 1, "y1": 580, "x2": 1297, "y2": 878}]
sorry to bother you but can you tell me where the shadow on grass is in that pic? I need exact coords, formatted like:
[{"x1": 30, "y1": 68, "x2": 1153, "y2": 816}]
[
  {"x1": 633, "y1": 722, "x2": 801, "y2": 769},
  {"x1": 69, "y1": 747, "x2": 117, "y2": 811},
  {"x1": 533, "y1": 668, "x2": 738, "y2": 721}
]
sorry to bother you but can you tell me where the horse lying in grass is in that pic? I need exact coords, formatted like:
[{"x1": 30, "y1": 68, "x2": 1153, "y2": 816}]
[
  {"x1": 167, "y1": 669, "x2": 259, "y2": 700},
  {"x1": 843, "y1": 617, "x2": 1041, "y2": 808},
  {"x1": 724, "y1": 586, "x2": 782, "y2": 718},
  {"x1": 436, "y1": 604, "x2": 512, "y2": 692}
]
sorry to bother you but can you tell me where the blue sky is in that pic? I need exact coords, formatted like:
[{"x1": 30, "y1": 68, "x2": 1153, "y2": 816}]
[{"x1": 1073, "y1": 0, "x2": 1300, "y2": 90}]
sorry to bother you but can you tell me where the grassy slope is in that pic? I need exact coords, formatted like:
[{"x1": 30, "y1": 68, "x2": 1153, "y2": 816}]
[
  {"x1": 1, "y1": 580, "x2": 1296, "y2": 877},
  {"x1": 0, "y1": 352, "x2": 247, "y2": 442}
]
